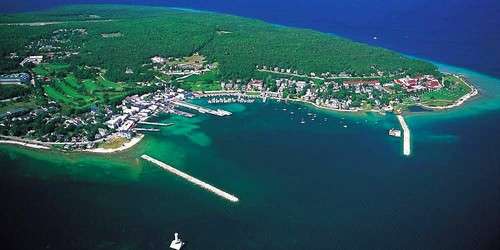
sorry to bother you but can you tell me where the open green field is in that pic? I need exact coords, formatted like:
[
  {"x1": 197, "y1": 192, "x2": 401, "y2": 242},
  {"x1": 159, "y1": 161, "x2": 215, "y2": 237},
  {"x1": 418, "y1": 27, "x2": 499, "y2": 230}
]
[
  {"x1": 83, "y1": 79, "x2": 98, "y2": 92},
  {"x1": 55, "y1": 79, "x2": 90, "y2": 101},
  {"x1": 420, "y1": 76, "x2": 472, "y2": 105},
  {"x1": 43, "y1": 85, "x2": 72, "y2": 103},
  {"x1": 98, "y1": 77, "x2": 123, "y2": 90},
  {"x1": 65, "y1": 75, "x2": 79, "y2": 88},
  {"x1": 181, "y1": 82, "x2": 222, "y2": 92},
  {"x1": 33, "y1": 64, "x2": 70, "y2": 77}
]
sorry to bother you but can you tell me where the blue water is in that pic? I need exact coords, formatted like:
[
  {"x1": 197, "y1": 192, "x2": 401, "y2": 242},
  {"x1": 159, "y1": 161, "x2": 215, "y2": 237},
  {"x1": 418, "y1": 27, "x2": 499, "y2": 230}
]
[{"x1": 1, "y1": 0, "x2": 499, "y2": 78}]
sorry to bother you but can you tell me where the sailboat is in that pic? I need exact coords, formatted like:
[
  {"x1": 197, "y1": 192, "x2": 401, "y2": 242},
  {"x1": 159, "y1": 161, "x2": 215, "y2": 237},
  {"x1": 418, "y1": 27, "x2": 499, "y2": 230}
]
[{"x1": 300, "y1": 118, "x2": 306, "y2": 124}]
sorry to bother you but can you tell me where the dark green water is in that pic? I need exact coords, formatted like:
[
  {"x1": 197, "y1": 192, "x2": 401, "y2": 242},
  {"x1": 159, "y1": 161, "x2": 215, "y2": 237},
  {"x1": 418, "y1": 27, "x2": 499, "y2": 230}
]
[{"x1": 1, "y1": 65, "x2": 500, "y2": 249}]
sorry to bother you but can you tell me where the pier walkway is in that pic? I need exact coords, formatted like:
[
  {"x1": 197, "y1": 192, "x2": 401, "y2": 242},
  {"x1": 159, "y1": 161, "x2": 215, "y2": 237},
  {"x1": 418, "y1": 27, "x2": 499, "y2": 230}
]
[
  {"x1": 397, "y1": 115, "x2": 411, "y2": 156},
  {"x1": 138, "y1": 121, "x2": 174, "y2": 126},
  {"x1": 141, "y1": 155, "x2": 239, "y2": 203},
  {"x1": 172, "y1": 101, "x2": 231, "y2": 116}
]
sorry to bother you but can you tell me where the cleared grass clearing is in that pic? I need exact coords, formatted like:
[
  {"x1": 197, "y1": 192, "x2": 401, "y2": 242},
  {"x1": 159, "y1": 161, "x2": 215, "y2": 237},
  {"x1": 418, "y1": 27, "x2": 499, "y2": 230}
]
[
  {"x1": 83, "y1": 79, "x2": 98, "y2": 92},
  {"x1": 65, "y1": 75, "x2": 80, "y2": 88},
  {"x1": 43, "y1": 85, "x2": 72, "y2": 103}
]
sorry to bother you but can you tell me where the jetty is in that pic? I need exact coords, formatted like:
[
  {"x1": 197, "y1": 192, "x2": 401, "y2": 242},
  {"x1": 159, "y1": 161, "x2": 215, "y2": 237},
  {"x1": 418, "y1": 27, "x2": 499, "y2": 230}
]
[
  {"x1": 134, "y1": 128, "x2": 160, "y2": 132},
  {"x1": 397, "y1": 115, "x2": 411, "y2": 156},
  {"x1": 138, "y1": 121, "x2": 174, "y2": 126},
  {"x1": 172, "y1": 101, "x2": 231, "y2": 117},
  {"x1": 141, "y1": 155, "x2": 239, "y2": 203}
]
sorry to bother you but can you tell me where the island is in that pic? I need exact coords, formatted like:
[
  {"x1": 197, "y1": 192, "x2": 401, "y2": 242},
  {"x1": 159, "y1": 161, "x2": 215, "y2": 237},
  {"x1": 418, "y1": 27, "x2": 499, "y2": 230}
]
[{"x1": 0, "y1": 5, "x2": 477, "y2": 152}]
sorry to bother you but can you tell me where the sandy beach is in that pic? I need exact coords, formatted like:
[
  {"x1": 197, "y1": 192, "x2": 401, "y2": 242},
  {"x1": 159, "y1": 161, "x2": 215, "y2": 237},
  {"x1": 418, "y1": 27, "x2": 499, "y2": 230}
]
[{"x1": 84, "y1": 134, "x2": 144, "y2": 154}]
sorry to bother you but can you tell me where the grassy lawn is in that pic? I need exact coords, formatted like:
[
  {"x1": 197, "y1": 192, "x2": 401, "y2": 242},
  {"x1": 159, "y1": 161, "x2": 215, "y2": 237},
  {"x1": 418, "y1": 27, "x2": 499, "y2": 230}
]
[
  {"x1": 420, "y1": 76, "x2": 472, "y2": 105},
  {"x1": 55, "y1": 79, "x2": 89, "y2": 101},
  {"x1": 43, "y1": 85, "x2": 72, "y2": 103},
  {"x1": 33, "y1": 66, "x2": 50, "y2": 76},
  {"x1": 65, "y1": 75, "x2": 80, "y2": 88},
  {"x1": 181, "y1": 82, "x2": 221, "y2": 91},
  {"x1": 181, "y1": 70, "x2": 220, "y2": 82},
  {"x1": 98, "y1": 137, "x2": 129, "y2": 149},
  {"x1": 44, "y1": 64, "x2": 70, "y2": 70},
  {"x1": 83, "y1": 79, "x2": 98, "y2": 92},
  {"x1": 98, "y1": 77, "x2": 122, "y2": 90}
]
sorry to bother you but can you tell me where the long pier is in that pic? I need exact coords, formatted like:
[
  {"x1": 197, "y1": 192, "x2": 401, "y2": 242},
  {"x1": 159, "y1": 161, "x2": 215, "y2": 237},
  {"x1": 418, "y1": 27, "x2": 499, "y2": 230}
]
[
  {"x1": 172, "y1": 101, "x2": 231, "y2": 117},
  {"x1": 138, "y1": 121, "x2": 174, "y2": 126},
  {"x1": 397, "y1": 115, "x2": 411, "y2": 156},
  {"x1": 134, "y1": 128, "x2": 160, "y2": 132},
  {"x1": 141, "y1": 155, "x2": 239, "y2": 203}
]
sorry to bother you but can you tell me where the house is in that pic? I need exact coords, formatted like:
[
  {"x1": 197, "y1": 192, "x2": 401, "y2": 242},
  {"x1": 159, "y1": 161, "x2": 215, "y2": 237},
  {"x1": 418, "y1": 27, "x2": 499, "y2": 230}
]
[
  {"x1": 248, "y1": 80, "x2": 263, "y2": 90},
  {"x1": 125, "y1": 67, "x2": 134, "y2": 74},
  {"x1": 151, "y1": 56, "x2": 167, "y2": 64},
  {"x1": 20, "y1": 56, "x2": 43, "y2": 66}
]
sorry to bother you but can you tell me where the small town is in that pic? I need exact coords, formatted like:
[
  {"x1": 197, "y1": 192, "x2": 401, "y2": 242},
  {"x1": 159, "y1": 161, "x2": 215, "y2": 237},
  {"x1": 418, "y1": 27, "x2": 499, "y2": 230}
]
[{"x1": 0, "y1": 25, "x2": 476, "y2": 151}]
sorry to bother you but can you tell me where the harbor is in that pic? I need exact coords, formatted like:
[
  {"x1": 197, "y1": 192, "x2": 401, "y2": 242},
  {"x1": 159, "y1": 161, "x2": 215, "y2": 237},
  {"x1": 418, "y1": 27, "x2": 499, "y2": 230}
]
[
  {"x1": 397, "y1": 115, "x2": 411, "y2": 156},
  {"x1": 141, "y1": 154, "x2": 240, "y2": 203}
]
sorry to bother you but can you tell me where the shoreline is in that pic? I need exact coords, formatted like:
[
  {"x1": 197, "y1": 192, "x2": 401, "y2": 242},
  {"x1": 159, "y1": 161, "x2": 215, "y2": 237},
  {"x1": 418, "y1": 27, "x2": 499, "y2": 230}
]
[
  {"x1": 83, "y1": 134, "x2": 145, "y2": 154},
  {"x1": 418, "y1": 75, "x2": 479, "y2": 110},
  {"x1": 0, "y1": 140, "x2": 51, "y2": 150}
]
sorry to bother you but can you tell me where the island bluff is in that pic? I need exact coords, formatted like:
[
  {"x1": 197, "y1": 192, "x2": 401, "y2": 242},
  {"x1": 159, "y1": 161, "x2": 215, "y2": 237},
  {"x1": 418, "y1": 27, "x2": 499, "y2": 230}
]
[{"x1": 0, "y1": 5, "x2": 477, "y2": 153}]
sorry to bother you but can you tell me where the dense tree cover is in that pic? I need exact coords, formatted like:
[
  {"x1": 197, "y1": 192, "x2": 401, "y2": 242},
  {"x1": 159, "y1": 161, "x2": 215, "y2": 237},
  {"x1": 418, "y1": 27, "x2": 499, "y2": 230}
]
[
  {"x1": 0, "y1": 85, "x2": 30, "y2": 99},
  {"x1": 0, "y1": 5, "x2": 438, "y2": 82}
]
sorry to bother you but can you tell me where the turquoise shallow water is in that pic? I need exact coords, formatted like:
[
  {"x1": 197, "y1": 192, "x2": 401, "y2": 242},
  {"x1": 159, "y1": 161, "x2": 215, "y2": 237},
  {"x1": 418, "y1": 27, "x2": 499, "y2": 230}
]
[{"x1": 1, "y1": 63, "x2": 500, "y2": 249}]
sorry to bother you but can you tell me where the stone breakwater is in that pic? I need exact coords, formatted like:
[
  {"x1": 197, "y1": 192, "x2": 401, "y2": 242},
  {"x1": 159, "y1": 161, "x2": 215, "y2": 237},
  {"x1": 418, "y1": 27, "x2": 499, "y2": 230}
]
[
  {"x1": 141, "y1": 154, "x2": 240, "y2": 203},
  {"x1": 397, "y1": 115, "x2": 411, "y2": 156}
]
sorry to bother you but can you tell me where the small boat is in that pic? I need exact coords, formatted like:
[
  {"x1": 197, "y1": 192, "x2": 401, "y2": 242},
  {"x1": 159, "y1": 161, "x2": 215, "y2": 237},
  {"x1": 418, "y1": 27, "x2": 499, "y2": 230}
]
[
  {"x1": 343, "y1": 125, "x2": 348, "y2": 128},
  {"x1": 290, "y1": 111, "x2": 294, "y2": 115},
  {"x1": 283, "y1": 108, "x2": 287, "y2": 111}
]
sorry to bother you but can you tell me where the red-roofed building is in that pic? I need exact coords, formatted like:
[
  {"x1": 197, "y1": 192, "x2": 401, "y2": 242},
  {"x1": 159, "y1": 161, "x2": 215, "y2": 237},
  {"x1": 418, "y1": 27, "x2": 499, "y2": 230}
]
[
  {"x1": 425, "y1": 80, "x2": 441, "y2": 89},
  {"x1": 248, "y1": 80, "x2": 263, "y2": 90}
]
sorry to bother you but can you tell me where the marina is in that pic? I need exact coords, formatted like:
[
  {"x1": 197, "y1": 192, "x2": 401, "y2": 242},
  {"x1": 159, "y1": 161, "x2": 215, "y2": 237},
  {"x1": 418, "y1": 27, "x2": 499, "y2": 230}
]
[
  {"x1": 207, "y1": 97, "x2": 255, "y2": 104},
  {"x1": 141, "y1": 154, "x2": 240, "y2": 203}
]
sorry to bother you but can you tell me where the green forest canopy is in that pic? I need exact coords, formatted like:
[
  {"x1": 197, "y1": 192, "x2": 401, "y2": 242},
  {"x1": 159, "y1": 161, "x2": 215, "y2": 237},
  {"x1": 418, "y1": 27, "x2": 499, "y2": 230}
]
[{"x1": 0, "y1": 5, "x2": 438, "y2": 82}]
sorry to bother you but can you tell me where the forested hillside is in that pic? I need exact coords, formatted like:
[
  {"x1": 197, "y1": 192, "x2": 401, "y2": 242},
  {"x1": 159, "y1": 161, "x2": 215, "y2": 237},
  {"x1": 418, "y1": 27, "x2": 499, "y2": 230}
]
[{"x1": 0, "y1": 5, "x2": 438, "y2": 81}]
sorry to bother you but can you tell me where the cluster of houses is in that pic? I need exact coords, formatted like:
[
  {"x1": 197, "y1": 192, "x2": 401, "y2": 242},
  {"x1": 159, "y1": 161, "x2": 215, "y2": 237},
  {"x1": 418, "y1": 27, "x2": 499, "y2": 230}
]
[
  {"x1": 19, "y1": 56, "x2": 43, "y2": 67},
  {"x1": 149, "y1": 55, "x2": 217, "y2": 76},
  {"x1": 104, "y1": 89, "x2": 184, "y2": 138},
  {"x1": 256, "y1": 65, "x2": 386, "y2": 79},
  {"x1": 395, "y1": 75, "x2": 442, "y2": 92}
]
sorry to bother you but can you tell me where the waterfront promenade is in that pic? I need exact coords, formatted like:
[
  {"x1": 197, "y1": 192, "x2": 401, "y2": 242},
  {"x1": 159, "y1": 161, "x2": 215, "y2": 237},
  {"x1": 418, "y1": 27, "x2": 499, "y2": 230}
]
[
  {"x1": 397, "y1": 115, "x2": 411, "y2": 156},
  {"x1": 141, "y1": 155, "x2": 239, "y2": 203}
]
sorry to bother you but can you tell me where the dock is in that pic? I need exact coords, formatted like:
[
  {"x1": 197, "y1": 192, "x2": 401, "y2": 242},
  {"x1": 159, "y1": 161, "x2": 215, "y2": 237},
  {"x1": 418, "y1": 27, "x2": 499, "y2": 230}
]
[
  {"x1": 396, "y1": 115, "x2": 411, "y2": 156},
  {"x1": 134, "y1": 128, "x2": 160, "y2": 132},
  {"x1": 172, "y1": 101, "x2": 231, "y2": 117},
  {"x1": 141, "y1": 155, "x2": 239, "y2": 203},
  {"x1": 138, "y1": 121, "x2": 174, "y2": 126}
]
